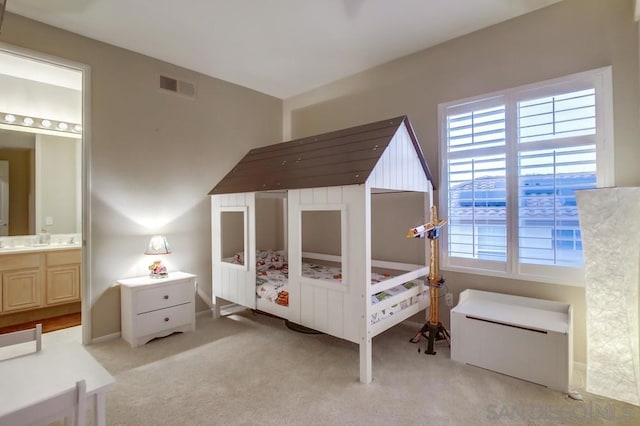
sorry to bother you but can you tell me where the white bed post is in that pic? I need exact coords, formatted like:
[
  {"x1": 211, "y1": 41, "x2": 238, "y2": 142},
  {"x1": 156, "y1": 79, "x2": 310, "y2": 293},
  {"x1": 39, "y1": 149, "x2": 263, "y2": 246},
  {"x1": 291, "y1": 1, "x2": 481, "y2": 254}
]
[
  {"x1": 359, "y1": 185, "x2": 373, "y2": 384},
  {"x1": 359, "y1": 337, "x2": 372, "y2": 384},
  {"x1": 211, "y1": 195, "x2": 221, "y2": 319}
]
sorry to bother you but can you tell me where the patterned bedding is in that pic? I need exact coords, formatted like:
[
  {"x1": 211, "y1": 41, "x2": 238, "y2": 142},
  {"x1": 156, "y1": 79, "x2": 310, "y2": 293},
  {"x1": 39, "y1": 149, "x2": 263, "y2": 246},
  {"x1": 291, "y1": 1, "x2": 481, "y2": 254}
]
[
  {"x1": 254, "y1": 252, "x2": 347, "y2": 307},
  {"x1": 226, "y1": 250, "x2": 290, "y2": 306},
  {"x1": 227, "y1": 250, "x2": 423, "y2": 321}
]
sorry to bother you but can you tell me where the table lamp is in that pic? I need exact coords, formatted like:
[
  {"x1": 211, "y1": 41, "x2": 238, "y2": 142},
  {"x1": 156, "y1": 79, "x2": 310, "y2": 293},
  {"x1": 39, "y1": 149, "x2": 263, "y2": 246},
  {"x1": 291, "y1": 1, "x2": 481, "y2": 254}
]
[{"x1": 145, "y1": 235, "x2": 171, "y2": 278}]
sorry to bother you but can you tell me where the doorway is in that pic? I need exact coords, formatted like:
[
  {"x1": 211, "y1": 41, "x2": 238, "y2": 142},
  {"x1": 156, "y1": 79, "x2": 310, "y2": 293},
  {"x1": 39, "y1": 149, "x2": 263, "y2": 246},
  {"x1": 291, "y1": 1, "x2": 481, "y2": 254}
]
[{"x1": 0, "y1": 43, "x2": 91, "y2": 344}]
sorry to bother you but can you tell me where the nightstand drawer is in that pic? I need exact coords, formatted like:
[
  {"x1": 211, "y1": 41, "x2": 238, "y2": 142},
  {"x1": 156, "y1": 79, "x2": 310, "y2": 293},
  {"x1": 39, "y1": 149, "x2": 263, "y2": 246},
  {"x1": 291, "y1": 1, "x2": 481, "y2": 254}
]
[
  {"x1": 136, "y1": 302, "x2": 193, "y2": 337},
  {"x1": 135, "y1": 279, "x2": 193, "y2": 314}
]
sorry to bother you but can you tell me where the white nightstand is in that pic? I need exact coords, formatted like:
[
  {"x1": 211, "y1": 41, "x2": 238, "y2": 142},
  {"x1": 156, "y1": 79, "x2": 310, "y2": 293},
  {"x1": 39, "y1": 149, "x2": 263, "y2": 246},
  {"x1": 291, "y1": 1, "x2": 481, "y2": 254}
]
[{"x1": 118, "y1": 271, "x2": 196, "y2": 347}]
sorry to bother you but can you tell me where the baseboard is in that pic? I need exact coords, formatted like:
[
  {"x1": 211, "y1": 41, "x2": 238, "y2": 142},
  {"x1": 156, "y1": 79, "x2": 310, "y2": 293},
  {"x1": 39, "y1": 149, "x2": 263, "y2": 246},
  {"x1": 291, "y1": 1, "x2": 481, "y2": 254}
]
[
  {"x1": 194, "y1": 280, "x2": 221, "y2": 318},
  {"x1": 91, "y1": 331, "x2": 121, "y2": 344},
  {"x1": 196, "y1": 309, "x2": 212, "y2": 318},
  {"x1": 572, "y1": 361, "x2": 586, "y2": 390},
  {"x1": 196, "y1": 283, "x2": 214, "y2": 306},
  {"x1": 219, "y1": 303, "x2": 247, "y2": 316}
]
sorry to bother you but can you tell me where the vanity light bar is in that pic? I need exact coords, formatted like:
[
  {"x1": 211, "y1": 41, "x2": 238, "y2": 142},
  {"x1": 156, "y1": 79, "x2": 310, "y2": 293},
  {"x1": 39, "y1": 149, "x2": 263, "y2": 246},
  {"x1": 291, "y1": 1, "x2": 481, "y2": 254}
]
[{"x1": 0, "y1": 111, "x2": 82, "y2": 134}]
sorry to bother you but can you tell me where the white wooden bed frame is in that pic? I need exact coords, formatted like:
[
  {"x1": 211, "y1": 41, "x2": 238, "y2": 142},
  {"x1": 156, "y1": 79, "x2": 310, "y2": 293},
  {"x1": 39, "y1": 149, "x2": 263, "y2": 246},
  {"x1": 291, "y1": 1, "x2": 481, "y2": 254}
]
[
  {"x1": 212, "y1": 185, "x2": 432, "y2": 384},
  {"x1": 211, "y1": 117, "x2": 434, "y2": 383}
]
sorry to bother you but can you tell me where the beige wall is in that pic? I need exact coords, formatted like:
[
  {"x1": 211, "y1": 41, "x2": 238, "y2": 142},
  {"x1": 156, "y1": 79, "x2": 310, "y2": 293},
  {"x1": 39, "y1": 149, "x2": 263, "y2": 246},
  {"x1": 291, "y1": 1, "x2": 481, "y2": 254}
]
[
  {"x1": 1, "y1": 13, "x2": 282, "y2": 339},
  {"x1": 301, "y1": 210, "x2": 342, "y2": 256},
  {"x1": 220, "y1": 211, "x2": 245, "y2": 259},
  {"x1": 284, "y1": 0, "x2": 640, "y2": 363},
  {"x1": 255, "y1": 197, "x2": 285, "y2": 251}
]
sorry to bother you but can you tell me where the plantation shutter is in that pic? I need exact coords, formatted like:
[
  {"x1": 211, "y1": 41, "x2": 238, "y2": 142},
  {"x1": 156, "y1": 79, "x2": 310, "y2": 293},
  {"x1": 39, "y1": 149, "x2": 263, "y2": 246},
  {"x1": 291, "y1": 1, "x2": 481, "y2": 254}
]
[
  {"x1": 445, "y1": 99, "x2": 508, "y2": 266},
  {"x1": 516, "y1": 88, "x2": 597, "y2": 267}
]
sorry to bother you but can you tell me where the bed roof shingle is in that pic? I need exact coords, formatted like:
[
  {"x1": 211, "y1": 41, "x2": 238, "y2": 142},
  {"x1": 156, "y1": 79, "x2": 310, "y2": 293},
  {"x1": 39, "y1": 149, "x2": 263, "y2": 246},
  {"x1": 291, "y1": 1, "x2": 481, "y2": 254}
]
[{"x1": 209, "y1": 115, "x2": 433, "y2": 195}]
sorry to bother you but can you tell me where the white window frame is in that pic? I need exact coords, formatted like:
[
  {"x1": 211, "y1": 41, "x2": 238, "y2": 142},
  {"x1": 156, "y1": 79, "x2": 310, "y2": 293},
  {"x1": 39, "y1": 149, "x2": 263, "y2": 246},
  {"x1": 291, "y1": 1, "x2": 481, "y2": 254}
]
[{"x1": 438, "y1": 67, "x2": 614, "y2": 286}]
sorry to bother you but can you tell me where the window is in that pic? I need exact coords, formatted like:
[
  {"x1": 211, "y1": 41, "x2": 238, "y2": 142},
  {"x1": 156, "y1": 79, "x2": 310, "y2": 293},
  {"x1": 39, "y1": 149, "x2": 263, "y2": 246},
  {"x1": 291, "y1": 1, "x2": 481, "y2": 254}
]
[{"x1": 439, "y1": 67, "x2": 613, "y2": 285}]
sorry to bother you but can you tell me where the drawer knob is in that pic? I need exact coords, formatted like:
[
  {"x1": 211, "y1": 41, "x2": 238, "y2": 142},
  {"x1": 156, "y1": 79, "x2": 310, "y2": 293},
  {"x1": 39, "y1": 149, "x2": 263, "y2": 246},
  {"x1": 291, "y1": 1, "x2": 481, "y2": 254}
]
[
  {"x1": 164, "y1": 317, "x2": 169, "y2": 322},
  {"x1": 163, "y1": 295, "x2": 169, "y2": 300}
]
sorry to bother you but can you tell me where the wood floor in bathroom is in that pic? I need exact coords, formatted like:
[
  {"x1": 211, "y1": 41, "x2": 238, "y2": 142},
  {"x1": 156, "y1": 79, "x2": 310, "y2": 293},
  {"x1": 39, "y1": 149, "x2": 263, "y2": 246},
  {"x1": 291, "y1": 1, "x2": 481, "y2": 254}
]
[{"x1": 0, "y1": 312, "x2": 81, "y2": 334}]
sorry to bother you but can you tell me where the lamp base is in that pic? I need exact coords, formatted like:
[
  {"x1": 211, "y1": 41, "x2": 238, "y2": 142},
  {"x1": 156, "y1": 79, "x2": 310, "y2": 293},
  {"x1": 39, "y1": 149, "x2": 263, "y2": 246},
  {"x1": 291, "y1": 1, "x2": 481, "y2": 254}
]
[
  {"x1": 149, "y1": 271, "x2": 168, "y2": 279},
  {"x1": 148, "y1": 260, "x2": 168, "y2": 278}
]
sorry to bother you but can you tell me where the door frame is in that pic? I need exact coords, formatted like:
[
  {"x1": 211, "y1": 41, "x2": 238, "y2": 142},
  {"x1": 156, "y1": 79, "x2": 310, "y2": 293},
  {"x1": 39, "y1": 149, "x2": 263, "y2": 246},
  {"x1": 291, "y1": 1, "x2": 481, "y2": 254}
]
[
  {"x1": 0, "y1": 160, "x2": 8, "y2": 236},
  {"x1": 0, "y1": 42, "x2": 92, "y2": 345}
]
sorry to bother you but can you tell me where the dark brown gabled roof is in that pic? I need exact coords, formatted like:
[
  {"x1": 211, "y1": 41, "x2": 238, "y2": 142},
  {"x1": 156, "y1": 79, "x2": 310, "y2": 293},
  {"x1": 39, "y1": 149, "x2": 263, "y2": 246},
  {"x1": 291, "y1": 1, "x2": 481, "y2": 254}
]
[{"x1": 209, "y1": 115, "x2": 434, "y2": 195}]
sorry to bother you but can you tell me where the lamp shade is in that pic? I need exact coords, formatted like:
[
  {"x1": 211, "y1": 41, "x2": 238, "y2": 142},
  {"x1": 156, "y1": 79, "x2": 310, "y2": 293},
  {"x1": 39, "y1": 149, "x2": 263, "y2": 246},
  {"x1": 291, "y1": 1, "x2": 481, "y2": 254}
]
[{"x1": 144, "y1": 235, "x2": 171, "y2": 255}]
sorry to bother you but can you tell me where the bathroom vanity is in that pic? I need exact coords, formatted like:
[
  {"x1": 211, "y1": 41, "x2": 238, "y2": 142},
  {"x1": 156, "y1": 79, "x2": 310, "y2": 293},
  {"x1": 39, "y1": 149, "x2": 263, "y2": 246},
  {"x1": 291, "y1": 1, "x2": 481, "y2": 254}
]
[{"x1": 0, "y1": 237, "x2": 81, "y2": 316}]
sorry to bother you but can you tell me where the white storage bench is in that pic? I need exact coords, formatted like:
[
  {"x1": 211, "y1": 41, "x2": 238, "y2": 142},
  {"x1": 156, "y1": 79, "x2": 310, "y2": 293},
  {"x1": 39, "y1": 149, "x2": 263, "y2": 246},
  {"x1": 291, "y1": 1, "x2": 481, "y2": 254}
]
[{"x1": 451, "y1": 289, "x2": 572, "y2": 392}]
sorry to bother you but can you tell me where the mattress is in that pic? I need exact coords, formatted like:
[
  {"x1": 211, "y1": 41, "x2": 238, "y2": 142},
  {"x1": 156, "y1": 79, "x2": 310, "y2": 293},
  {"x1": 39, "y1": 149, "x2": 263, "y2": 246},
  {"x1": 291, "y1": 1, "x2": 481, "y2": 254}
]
[
  {"x1": 227, "y1": 250, "x2": 424, "y2": 319},
  {"x1": 255, "y1": 259, "x2": 345, "y2": 307},
  {"x1": 231, "y1": 250, "x2": 290, "y2": 306}
]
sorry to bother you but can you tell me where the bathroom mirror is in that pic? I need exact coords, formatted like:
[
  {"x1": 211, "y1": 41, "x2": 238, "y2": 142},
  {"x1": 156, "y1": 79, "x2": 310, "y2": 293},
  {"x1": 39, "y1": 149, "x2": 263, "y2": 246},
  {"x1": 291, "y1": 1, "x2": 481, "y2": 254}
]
[
  {"x1": 0, "y1": 49, "x2": 82, "y2": 238},
  {"x1": 0, "y1": 128, "x2": 81, "y2": 236}
]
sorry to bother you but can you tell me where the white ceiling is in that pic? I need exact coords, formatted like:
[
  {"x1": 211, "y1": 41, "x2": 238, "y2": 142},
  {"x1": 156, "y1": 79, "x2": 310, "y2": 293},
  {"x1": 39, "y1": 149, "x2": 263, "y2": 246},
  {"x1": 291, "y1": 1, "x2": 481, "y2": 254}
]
[{"x1": 6, "y1": 0, "x2": 562, "y2": 99}]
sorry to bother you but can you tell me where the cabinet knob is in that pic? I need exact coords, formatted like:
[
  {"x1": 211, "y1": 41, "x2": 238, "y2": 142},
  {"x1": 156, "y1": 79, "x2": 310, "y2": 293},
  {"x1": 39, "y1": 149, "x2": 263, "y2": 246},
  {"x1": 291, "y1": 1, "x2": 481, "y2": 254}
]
[
  {"x1": 164, "y1": 317, "x2": 169, "y2": 322},
  {"x1": 163, "y1": 295, "x2": 169, "y2": 300}
]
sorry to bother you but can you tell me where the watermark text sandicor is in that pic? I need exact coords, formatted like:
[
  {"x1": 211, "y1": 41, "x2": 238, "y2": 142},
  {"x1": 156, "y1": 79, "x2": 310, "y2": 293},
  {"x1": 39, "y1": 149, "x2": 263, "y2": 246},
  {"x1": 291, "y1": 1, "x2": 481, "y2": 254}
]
[{"x1": 487, "y1": 401, "x2": 635, "y2": 422}]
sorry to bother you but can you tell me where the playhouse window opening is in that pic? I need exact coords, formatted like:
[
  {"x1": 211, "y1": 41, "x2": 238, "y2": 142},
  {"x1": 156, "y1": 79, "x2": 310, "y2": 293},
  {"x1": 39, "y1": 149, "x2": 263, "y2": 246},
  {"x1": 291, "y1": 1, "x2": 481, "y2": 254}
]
[
  {"x1": 301, "y1": 209, "x2": 344, "y2": 285},
  {"x1": 221, "y1": 210, "x2": 246, "y2": 265}
]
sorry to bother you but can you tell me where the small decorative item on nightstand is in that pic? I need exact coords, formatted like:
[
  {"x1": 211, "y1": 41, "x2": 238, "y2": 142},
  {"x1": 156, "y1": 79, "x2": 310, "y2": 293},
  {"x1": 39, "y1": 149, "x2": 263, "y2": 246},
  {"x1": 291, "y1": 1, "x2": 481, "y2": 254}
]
[{"x1": 144, "y1": 235, "x2": 171, "y2": 278}]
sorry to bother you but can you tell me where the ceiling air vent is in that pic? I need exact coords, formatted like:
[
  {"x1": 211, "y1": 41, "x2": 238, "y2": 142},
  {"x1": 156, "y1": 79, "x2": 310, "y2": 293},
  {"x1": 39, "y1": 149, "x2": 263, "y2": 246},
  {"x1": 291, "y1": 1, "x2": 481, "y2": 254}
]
[{"x1": 159, "y1": 75, "x2": 196, "y2": 99}]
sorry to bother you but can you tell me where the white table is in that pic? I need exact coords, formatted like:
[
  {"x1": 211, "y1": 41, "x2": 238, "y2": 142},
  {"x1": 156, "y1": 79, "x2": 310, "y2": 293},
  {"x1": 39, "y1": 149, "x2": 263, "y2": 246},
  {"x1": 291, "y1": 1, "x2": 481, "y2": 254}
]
[{"x1": 0, "y1": 343, "x2": 115, "y2": 426}]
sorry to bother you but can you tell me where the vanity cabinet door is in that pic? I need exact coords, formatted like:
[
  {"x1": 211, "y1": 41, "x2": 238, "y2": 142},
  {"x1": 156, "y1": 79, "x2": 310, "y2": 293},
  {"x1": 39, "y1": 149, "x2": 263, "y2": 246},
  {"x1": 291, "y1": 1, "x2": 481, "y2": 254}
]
[
  {"x1": 46, "y1": 265, "x2": 80, "y2": 305},
  {"x1": 45, "y1": 250, "x2": 81, "y2": 306},
  {"x1": 2, "y1": 269, "x2": 42, "y2": 312}
]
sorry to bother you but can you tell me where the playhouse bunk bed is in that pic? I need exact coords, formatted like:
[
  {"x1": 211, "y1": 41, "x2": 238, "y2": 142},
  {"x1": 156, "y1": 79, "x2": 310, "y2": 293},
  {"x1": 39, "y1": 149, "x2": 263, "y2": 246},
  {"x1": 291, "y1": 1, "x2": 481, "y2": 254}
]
[{"x1": 210, "y1": 116, "x2": 435, "y2": 384}]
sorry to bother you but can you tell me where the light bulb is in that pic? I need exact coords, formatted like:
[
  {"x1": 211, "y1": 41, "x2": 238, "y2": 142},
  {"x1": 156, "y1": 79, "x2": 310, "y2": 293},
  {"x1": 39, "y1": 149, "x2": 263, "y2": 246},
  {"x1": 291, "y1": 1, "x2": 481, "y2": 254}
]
[
  {"x1": 4, "y1": 114, "x2": 16, "y2": 123},
  {"x1": 57, "y1": 122, "x2": 68, "y2": 131},
  {"x1": 41, "y1": 119, "x2": 52, "y2": 128},
  {"x1": 23, "y1": 117, "x2": 34, "y2": 126},
  {"x1": 73, "y1": 124, "x2": 82, "y2": 132}
]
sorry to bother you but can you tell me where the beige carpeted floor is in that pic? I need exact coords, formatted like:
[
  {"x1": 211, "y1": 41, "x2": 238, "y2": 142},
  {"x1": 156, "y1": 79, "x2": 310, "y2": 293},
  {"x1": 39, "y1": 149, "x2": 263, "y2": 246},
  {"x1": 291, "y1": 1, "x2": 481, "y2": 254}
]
[{"x1": 14, "y1": 310, "x2": 640, "y2": 425}]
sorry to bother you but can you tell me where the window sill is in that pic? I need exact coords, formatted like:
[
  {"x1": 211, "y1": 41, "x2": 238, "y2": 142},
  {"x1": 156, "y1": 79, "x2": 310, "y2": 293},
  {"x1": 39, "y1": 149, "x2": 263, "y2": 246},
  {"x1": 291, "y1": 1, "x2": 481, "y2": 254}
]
[{"x1": 441, "y1": 263, "x2": 585, "y2": 288}]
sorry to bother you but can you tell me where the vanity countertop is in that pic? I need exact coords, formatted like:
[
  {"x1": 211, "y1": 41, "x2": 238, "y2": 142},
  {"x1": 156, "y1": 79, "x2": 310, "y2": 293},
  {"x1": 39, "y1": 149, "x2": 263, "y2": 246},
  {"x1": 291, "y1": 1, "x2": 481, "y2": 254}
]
[{"x1": 0, "y1": 243, "x2": 81, "y2": 255}]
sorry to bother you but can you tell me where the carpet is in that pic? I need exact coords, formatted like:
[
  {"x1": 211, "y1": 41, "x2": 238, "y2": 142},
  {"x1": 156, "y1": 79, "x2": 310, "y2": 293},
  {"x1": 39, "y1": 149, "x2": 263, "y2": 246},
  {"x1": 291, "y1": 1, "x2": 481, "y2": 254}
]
[{"x1": 82, "y1": 311, "x2": 640, "y2": 426}]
